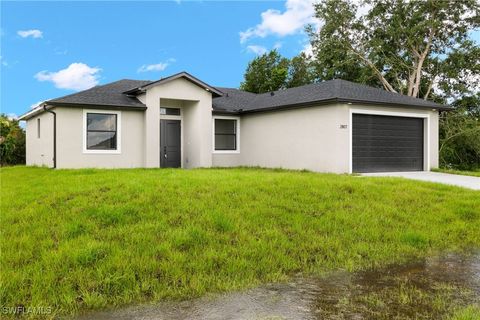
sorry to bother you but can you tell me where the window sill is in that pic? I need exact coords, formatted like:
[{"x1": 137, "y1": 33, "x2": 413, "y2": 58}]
[
  {"x1": 83, "y1": 150, "x2": 121, "y2": 155},
  {"x1": 213, "y1": 150, "x2": 240, "y2": 154}
]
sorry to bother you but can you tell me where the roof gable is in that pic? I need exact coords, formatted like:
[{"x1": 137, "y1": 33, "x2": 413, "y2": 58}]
[{"x1": 124, "y1": 72, "x2": 223, "y2": 97}]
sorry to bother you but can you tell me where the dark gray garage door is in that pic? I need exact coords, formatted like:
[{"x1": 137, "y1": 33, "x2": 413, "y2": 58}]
[{"x1": 352, "y1": 114, "x2": 424, "y2": 173}]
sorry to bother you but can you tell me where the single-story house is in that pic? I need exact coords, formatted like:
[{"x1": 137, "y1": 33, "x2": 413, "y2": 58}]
[{"x1": 19, "y1": 71, "x2": 450, "y2": 173}]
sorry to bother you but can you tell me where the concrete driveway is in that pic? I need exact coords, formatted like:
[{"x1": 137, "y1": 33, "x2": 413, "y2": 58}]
[{"x1": 362, "y1": 171, "x2": 480, "y2": 190}]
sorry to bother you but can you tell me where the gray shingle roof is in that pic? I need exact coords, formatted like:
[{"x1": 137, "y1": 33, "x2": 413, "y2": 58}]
[
  {"x1": 213, "y1": 79, "x2": 449, "y2": 113},
  {"x1": 28, "y1": 77, "x2": 447, "y2": 119},
  {"x1": 48, "y1": 79, "x2": 152, "y2": 108}
]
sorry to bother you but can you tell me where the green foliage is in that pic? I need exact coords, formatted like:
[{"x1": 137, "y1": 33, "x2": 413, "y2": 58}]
[
  {"x1": 0, "y1": 114, "x2": 25, "y2": 166},
  {"x1": 307, "y1": 0, "x2": 379, "y2": 85},
  {"x1": 241, "y1": 50, "x2": 316, "y2": 93},
  {"x1": 439, "y1": 106, "x2": 480, "y2": 170},
  {"x1": 240, "y1": 50, "x2": 290, "y2": 93},
  {"x1": 308, "y1": 0, "x2": 480, "y2": 99},
  {"x1": 1, "y1": 167, "x2": 479, "y2": 317},
  {"x1": 286, "y1": 52, "x2": 316, "y2": 88}
]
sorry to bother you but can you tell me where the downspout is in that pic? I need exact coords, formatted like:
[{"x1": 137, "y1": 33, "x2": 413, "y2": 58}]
[{"x1": 43, "y1": 105, "x2": 56, "y2": 168}]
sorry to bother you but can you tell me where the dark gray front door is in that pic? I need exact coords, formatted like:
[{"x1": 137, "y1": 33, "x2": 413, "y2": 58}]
[
  {"x1": 160, "y1": 119, "x2": 181, "y2": 168},
  {"x1": 353, "y1": 114, "x2": 424, "y2": 173}
]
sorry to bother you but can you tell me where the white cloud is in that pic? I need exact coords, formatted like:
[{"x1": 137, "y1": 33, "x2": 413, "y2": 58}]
[
  {"x1": 246, "y1": 45, "x2": 268, "y2": 55},
  {"x1": 35, "y1": 63, "x2": 101, "y2": 91},
  {"x1": 6, "y1": 113, "x2": 18, "y2": 120},
  {"x1": 0, "y1": 55, "x2": 7, "y2": 67},
  {"x1": 137, "y1": 58, "x2": 175, "y2": 73},
  {"x1": 240, "y1": 0, "x2": 319, "y2": 43},
  {"x1": 17, "y1": 29, "x2": 43, "y2": 38},
  {"x1": 302, "y1": 43, "x2": 313, "y2": 56}
]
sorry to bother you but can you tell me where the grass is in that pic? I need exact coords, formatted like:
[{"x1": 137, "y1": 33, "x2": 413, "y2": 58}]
[
  {"x1": 450, "y1": 305, "x2": 480, "y2": 320},
  {"x1": 1, "y1": 166, "x2": 479, "y2": 318},
  {"x1": 333, "y1": 279, "x2": 477, "y2": 319},
  {"x1": 433, "y1": 168, "x2": 480, "y2": 177}
]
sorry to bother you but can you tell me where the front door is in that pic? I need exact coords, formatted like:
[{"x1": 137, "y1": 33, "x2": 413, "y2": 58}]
[{"x1": 160, "y1": 119, "x2": 181, "y2": 168}]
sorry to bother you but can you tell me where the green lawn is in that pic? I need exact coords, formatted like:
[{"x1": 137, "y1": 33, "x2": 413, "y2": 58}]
[
  {"x1": 1, "y1": 167, "x2": 479, "y2": 318},
  {"x1": 433, "y1": 168, "x2": 480, "y2": 177}
]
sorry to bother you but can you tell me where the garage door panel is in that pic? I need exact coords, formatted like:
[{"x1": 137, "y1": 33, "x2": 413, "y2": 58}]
[
  {"x1": 353, "y1": 114, "x2": 424, "y2": 172},
  {"x1": 354, "y1": 150, "x2": 423, "y2": 158},
  {"x1": 354, "y1": 137, "x2": 423, "y2": 145},
  {"x1": 354, "y1": 130, "x2": 423, "y2": 138},
  {"x1": 354, "y1": 125, "x2": 423, "y2": 135}
]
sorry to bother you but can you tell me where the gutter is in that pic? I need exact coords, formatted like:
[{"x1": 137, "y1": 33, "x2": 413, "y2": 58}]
[
  {"x1": 43, "y1": 106, "x2": 56, "y2": 169},
  {"x1": 46, "y1": 101, "x2": 147, "y2": 110},
  {"x1": 221, "y1": 98, "x2": 450, "y2": 115}
]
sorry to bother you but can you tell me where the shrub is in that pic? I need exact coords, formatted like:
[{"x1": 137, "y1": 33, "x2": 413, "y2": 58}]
[{"x1": 0, "y1": 114, "x2": 25, "y2": 166}]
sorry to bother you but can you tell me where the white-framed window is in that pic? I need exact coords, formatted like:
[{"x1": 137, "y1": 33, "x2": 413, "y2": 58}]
[
  {"x1": 83, "y1": 109, "x2": 121, "y2": 154},
  {"x1": 213, "y1": 116, "x2": 240, "y2": 153}
]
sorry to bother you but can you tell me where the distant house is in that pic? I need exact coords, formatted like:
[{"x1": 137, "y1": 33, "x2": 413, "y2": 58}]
[{"x1": 19, "y1": 72, "x2": 449, "y2": 173}]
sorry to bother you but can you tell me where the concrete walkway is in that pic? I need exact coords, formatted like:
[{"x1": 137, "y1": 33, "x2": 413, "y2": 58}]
[{"x1": 362, "y1": 171, "x2": 480, "y2": 190}]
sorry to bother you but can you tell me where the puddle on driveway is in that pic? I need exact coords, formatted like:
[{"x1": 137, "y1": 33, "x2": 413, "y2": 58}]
[{"x1": 77, "y1": 252, "x2": 480, "y2": 320}]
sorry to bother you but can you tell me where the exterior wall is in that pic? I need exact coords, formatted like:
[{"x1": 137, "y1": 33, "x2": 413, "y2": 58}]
[
  {"x1": 213, "y1": 103, "x2": 440, "y2": 173},
  {"x1": 430, "y1": 111, "x2": 439, "y2": 168},
  {"x1": 136, "y1": 93, "x2": 146, "y2": 104},
  {"x1": 25, "y1": 111, "x2": 54, "y2": 167},
  {"x1": 55, "y1": 107, "x2": 145, "y2": 168},
  {"x1": 144, "y1": 78, "x2": 213, "y2": 168},
  {"x1": 213, "y1": 104, "x2": 350, "y2": 173}
]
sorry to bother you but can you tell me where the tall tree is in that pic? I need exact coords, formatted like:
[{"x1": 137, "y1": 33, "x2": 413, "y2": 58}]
[
  {"x1": 308, "y1": 0, "x2": 480, "y2": 100},
  {"x1": 286, "y1": 53, "x2": 316, "y2": 88},
  {"x1": 240, "y1": 50, "x2": 290, "y2": 93}
]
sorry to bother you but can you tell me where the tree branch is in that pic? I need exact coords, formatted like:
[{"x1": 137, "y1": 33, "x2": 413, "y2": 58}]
[
  {"x1": 439, "y1": 126, "x2": 480, "y2": 154},
  {"x1": 424, "y1": 80, "x2": 434, "y2": 100},
  {"x1": 350, "y1": 47, "x2": 397, "y2": 92}
]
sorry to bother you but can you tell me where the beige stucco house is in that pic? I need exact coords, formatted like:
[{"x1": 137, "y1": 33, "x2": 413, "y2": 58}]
[{"x1": 19, "y1": 72, "x2": 449, "y2": 173}]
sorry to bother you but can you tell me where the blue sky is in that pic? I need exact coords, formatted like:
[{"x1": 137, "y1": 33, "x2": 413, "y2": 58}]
[
  {"x1": 1, "y1": 0, "x2": 316, "y2": 118},
  {"x1": 1, "y1": 1, "x2": 479, "y2": 119}
]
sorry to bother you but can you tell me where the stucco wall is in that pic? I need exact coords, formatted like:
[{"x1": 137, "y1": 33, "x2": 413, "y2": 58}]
[
  {"x1": 213, "y1": 104, "x2": 350, "y2": 173},
  {"x1": 54, "y1": 107, "x2": 145, "y2": 168},
  {"x1": 429, "y1": 111, "x2": 439, "y2": 168},
  {"x1": 144, "y1": 78, "x2": 213, "y2": 168},
  {"x1": 25, "y1": 111, "x2": 54, "y2": 167},
  {"x1": 213, "y1": 103, "x2": 440, "y2": 173}
]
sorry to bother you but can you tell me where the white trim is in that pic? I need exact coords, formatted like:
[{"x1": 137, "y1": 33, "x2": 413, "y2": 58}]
[
  {"x1": 348, "y1": 108, "x2": 431, "y2": 173},
  {"x1": 83, "y1": 109, "x2": 122, "y2": 154},
  {"x1": 212, "y1": 115, "x2": 241, "y2": 154},
  {"x1": 159, "y1": 108, "x2": 183, "y2": 168}
]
